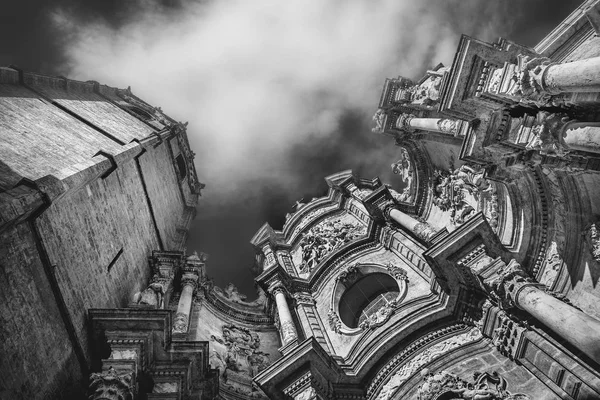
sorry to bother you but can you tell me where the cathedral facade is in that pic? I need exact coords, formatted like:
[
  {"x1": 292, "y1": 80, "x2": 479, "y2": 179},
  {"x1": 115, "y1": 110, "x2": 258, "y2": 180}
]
[{"x1": 3, "y1": 1, "x2": 600, "y2": 399}]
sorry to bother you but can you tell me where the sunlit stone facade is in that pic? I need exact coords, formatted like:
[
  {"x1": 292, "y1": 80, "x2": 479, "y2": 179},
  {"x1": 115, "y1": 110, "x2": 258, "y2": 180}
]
[{"x1": 3, "y1": 1, "x2": 600, "y2": 399}]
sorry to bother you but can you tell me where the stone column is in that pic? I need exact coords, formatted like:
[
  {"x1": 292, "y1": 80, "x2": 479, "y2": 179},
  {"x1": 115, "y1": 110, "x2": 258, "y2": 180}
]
[
  {"x1": 494, "y1": 260, "x2": 600, "y2": 364},
  {"x1": 396, "y1": 113, "x2": 463, "y2": 136},
  {"x1": 532, "y1": 56, "x2": 600, "y2": 94},
  {"x1": 388, "y1": 208, "x2": 437, "y2": 242},
  {"x1": 173, "y1": 273, "x2": 198, "y2": 333},
  {"x1": 272, "y1": 286, "x2": 298, "y2": 344}
]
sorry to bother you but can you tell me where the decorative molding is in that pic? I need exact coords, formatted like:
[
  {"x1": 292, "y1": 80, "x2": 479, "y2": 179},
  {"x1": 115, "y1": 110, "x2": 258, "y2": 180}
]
[
  {"x1": 417, "y1": 370, "x2": 531, "y2": 400},
  {"x1": 369, "y1": 326, "x2": 482, "y2": 400},
  {"x1": 88, "y1": 366, "x2": 134, "y2": 400}
]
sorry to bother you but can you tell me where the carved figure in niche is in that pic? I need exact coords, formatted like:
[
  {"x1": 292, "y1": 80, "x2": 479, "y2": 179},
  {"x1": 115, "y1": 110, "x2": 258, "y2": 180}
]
[
  {"x1": 210, "y1": 324, "x2": 270, "y2": 379},
  {"x1": 524, "y1": 111, "x2": 571, "y2": 157},
  {"x1": 372, "y1": 109, "x2": 386, "y2": 133},
  {"x1": 432, "y1": 165, "x2": 497, "y2": 228},
  {"x1": 390, "y1": 148, "x2": 415, "y2": 203},
  {"x1": 133, "y1": 275, "x2": 169, "y2": 308},
  {"x1": 298, "y1": 218, "x2": 366, "y2": 273},
  {"x1": 584, "y1": 222, "x2": 600, "y2": 262},
  {"x1": 417, "y1": 369, "x2": 530, "y2": 400}
]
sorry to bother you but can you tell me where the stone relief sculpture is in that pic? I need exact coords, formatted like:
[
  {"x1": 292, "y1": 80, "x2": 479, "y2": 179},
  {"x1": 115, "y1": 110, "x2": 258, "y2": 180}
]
[
  {"x1": 432, "y1": 165, "x2": 497, "y2": 229},
  {"x1": 88, "y1": 366, "x2": 134, "y2": 400},
  {"x1": 327, "y1": 309, "x2": 342, "y2": 333},
  {"x1": 375, "y1": 328, "x2": 482, "y2": 400},
  {"x1": 358, "y1": 299, "x2": 399, "y2": 330},
  {"x1": 417, "y1": 369, "x2": 530, "y2": 400},
  {"x1": 390, "y1": 148, "x2": 415, "y2": 203},
  {"x1": 298, "y1": 218, "x2": 366, "y2": 273},
  {"x1": 372, "y1": 109, "x2": 386, "y2": 133},
  {"x1": 585, "y1": 222, "x2": 600, "y2": 262},
  {"x1": 132, "y1": 274, "x2": 170, "y2": 308},
  {"x1": 210, "y1": 324, "x2": 270, "y2": 380}
]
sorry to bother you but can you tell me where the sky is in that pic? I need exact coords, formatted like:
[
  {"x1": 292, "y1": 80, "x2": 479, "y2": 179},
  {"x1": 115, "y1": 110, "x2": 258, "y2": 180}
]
[{"x1": 0, "y1": 0, "x2": 584, "y2": 299}]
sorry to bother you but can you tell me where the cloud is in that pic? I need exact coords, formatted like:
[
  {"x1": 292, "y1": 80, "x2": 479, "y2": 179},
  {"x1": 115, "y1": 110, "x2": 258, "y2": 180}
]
[
  {"x1": 51, "y1": 0, "x2": 516, "y2": 214},
  {"x1": 49, "y1": 0, "x2": 522, "y2": 295}
]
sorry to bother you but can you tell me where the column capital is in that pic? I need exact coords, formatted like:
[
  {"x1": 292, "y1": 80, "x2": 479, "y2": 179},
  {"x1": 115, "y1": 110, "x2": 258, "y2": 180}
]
[
  {"x1": 88, "y1": 366, "x2": 135, "y2": 400},
  {"x1": 395, "y1": 113, "x2": 416, "y2": 132},
  {"x1": 489, "y1": 259, "x2": 542, "y2": 309},
  {"x1": 269, "y1": 283, "x2": 287, "y2": 297}
]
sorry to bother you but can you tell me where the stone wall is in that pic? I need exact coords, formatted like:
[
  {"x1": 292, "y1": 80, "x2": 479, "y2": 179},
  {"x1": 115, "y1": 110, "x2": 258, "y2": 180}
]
[
  {"x1": 0, "y1": 224, "x2": 84, "y2": 399},
  {"x1": 138, "y1": 143, "x2": 185, "y2": 249},
  {"x1": 37, "y1": 157, "x2": 161, "y2": 364}
]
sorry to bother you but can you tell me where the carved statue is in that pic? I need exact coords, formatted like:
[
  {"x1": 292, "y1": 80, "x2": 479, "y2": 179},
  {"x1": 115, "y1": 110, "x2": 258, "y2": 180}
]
[
  {"x1": 432, "y1": 165, "x2": 496, "y2": 227},
  {"x1": 210, "y1": 324, "x2": 270, "y2": 379},
  {"x1": 417, "y1": 369, "x2": 530, "y2": 400},
  {"x1": 372, "y1": 109, "x2": 386, "y2": 133},
  {"x1": 298, "y1": 218, "x2": 366, "y2": 273},
  {"x1": 585, "y1": 222, "x2": 600, "y2": 262},
  {"x1": 133, "y1": 274, "x2": 169, "y2": 308}
]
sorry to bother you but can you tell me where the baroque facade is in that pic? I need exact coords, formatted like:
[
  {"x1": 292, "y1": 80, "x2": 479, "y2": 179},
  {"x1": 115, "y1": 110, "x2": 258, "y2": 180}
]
[{"x1": 3, "y1": 1, "x2": 600, "y2": 399}]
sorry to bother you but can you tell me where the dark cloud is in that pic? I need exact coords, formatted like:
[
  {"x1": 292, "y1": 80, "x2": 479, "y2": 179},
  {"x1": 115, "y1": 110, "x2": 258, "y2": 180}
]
[{"x1": 0, "y1": 0, "x2": 583, "y2": 298}]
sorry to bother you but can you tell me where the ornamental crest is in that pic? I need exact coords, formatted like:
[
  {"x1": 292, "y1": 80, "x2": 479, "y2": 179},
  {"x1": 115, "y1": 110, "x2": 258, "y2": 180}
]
[
  {"x1": 298, "y1": 218, "x2": 366, "y2": 273},
  {"x1": 210, "y1": 325, "x2": 270, "y2": 379},
  {"x1": 432, "y1": 164, "x2": 498, "y2": 230},
  {"x1": 417, "y1": 370, "x2": 530, "y2": 400}
]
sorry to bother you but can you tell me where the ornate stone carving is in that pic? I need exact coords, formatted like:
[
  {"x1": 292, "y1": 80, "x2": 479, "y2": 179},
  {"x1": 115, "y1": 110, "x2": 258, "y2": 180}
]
[
  {"x1": 358, "y1": 299, "x2": 399, "y2": 330},
  {"x1": 491, "y1": 310, "x2": 529, "y2": 360},
  {"x1": 280, "y1": 321, "x2": 297, "y2": 343},
  {"x1": 372, "y1": 109, "x2": 386, "y2": 133},
  {"x1": 432, "y1": 165, "x2": 496, "y2": 228},
  {"x1": 396, "y1": 113, "x2": 416, "y2": 132},
  {"x1": 337, "y1": 264, "x2": 362, "y2": 286},
  {"x1": 417, "y1": 370, "x2": 530, "y2": 400},
  {"x1": 513, "y1": 54, "x2": 553, "y2": 103},
  {"x1": 413, "y1": 222, "x2": 437, "y2": 242},
  {"x1": 173, "y1": 312, "x2": 188, "y2": 332},
  {"x1": 327, "y1": 309, "x2": 342, "y2": 333},
  {"x1": 584, "y1": 222, "x2": 600, "y2": 262},
  {"x1": 488, "y1": 260, "x2": 539, "y2": 309},
  {"x1": 374, "y1": 327, "x2": 482, "y2": 400},
  {"x1": 386, "y1": 262, "x2": 408, "y2": 281},
  {"x1": 524, "y1": 111, "x2": 571, "y2": 157},
  {"x1": 210, "y1": 325, "x2": 270, "y2": 379},
  {"x1": 390, "y1": 147, "x2": 415, "y2": 203},
  {"x1": 437, "y1": 119, "x2": 460, "y2": 135},
  {"x1": 298, "y1": 218, "x2": 366, "y2": 273},
  {"x1": 88, "y1": 366, "x2": 134, "y2": 400},
  {"x1": 133, "y1": 274, "x2": 170, "y2": 308}
]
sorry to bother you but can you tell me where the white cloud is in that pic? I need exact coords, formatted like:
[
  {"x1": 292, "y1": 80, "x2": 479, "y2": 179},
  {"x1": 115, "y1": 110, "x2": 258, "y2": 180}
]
[{"x1": 53, "y1": 0, "x2": 515, "y2": 210}]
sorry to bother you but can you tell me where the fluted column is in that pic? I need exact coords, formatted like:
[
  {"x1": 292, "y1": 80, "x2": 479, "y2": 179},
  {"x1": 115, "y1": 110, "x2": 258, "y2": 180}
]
[
  {"x1": 494, "y1": 260, "x2": 600, "y2": 364},
  {"x1": 173, "y1": 273, "x2": 198, "y2": 333},
  {"x1": 396, "y1": 113, "x2": 463, "y2": 136},
  {"x1": 272, "y1": 286, "x2": 298, "y2": 344}
]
